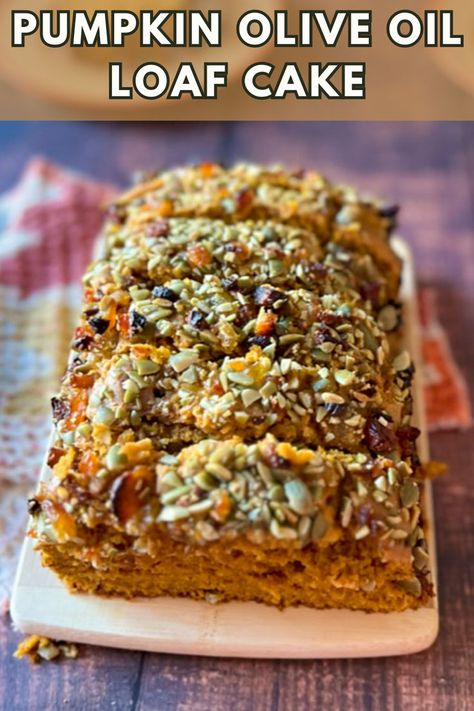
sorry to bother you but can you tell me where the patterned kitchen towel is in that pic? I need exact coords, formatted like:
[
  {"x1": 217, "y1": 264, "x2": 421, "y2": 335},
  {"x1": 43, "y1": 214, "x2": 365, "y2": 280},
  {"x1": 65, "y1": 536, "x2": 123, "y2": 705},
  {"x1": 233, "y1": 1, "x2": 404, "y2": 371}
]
[
  {"x1": 0, "y1": 158, "x2": 115, "y2": 603},
  {"x1": 0, "y1": 158, "x2": 471, "y2": 604},
  {"x1": 418, "y1": 287, "x2": 472, "y2": 431}
]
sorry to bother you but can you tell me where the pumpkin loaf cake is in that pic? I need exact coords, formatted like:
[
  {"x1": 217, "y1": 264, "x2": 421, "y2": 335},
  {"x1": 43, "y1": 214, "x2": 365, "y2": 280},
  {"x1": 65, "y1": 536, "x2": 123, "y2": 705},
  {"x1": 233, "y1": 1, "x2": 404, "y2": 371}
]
[{"x1": 28, "y1": 163, "x2": 432, "y2": 612}]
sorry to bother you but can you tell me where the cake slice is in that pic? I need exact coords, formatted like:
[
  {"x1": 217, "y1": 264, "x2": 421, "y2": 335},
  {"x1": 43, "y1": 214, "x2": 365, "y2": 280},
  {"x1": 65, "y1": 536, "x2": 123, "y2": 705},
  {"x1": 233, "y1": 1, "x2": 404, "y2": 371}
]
[{"x1": 30, "y1": 435, "x2": 431, "y2": 612}]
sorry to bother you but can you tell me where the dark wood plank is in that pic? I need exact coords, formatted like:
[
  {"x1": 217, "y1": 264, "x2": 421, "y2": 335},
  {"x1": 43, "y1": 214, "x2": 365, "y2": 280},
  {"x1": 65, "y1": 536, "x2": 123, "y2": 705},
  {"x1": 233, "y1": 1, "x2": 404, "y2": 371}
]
[{"x1": 1, "y1": 122, "x2": 473, "y2": 711}]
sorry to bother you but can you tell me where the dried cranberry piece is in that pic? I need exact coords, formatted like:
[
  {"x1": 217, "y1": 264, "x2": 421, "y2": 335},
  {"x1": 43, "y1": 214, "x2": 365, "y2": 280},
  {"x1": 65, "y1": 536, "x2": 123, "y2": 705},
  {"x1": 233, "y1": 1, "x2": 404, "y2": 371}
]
[
  {"x1": 72, "y1": 335, "x2": 93, "y2": 351},
  {"x1": 47, "y1": 447, "x2": 65, "y2": 467},
  {"x1": 236, "y1": 188, "x2": 254, "y2": 210},
  {"x1": 254, "y1": 286, "x2": 287, "y2": 310},
  {"x1": 235, "y1": 304, "x2": 257, "y2": 328},
  {"x1": 188, "y1": 309, "x2": 207, "y2": 330},
  {"x1": 265, "y1": 450, "x2": 289, "y2": 469},
  {"x1": 130, "y1": 311, "x2": 147, "y2": 335},
  {"x1": 107, "y1": 203, "x2": 127, "y2": 225},
  {"x1": 152, "y1": 285, "x2": 179, "y2": 302},
  {"x1": 303, "y1": 262, "x2": 327, "y2": 283},
  {"x1": 378, "y1": 204, "x2": 400, "y2": 220},
  {"x1": 365, "y1": 417, "x2": 398, "y2": 454},
  {"x1": 222, "y1": 276, "x2": 239, "y2": 292},
  {"x1": 397, "y1": 426, "x2": 420, "y2": 459},
  {"x1": 315, "y1": 325, "x2": 339, "y2": 345},
  {"x1": 319, "y1": 312, "x2": 344, "y2": 327},
  {"x1": 27, "y1": 498, "x2": 41, "y2": 515},
  {"x1": 51, "y1": 397, "x2": 70, "y2": 422},
  {"x1": 360, "y1": 281, "x2": 381, "y2": 307},
  {"x1": 84, "y1": 307, "x2": 99, "y2": 317},
  {"x1": 248, "y1": 335, "x2": 271, "y2": 348},
  {"x1": 356, "y1": 504, "x2": 372, "y2": 526},
  {"x1": 292, "y1": 168, "x2": 306, "y2": 179},
  {"x1": 224, "y1": 242, "x2": 249, "y2": 261},
  {"x1": 146, "y1": 219, "x2": 169, "y2": 238},
  {"x1": 88, "y1": 317, "x2": 110, "y2": 335}
]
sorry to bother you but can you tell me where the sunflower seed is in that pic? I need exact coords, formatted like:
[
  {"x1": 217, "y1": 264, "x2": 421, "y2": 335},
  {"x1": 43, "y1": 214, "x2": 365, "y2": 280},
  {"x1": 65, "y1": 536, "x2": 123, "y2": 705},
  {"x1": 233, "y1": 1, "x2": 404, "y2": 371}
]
[
  {"x1": 206, "y1": 462, "x2": 232, "y2": 481},
  {"x1": 340, "y1": 497, "x2": 353, "y2": 527},
  {"x1": 270, "y1": 518, "x2": 298, "y2": 540},
  {"x1": 355, "y1": 525, "x2": 370, "y2": 540},
  {"x1": 158, "y1": 505, "x2": 190, "y2": 522},
  {"x1": 188, "y1": 499, "x2": 214, "y2": 515},
  {"x1": 311, "y1": 512, "x2": 328, "y2": 541},
  {"x1": 161, "y1": 485, "x2": 192, "y2": 505}
]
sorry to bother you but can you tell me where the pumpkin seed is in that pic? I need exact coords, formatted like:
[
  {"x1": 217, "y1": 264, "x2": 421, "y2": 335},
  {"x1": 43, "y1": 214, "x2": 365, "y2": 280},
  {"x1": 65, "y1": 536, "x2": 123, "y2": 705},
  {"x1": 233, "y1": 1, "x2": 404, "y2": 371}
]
[
  {"x1": 135, "y1": 358, "x2": 160, "y2": 376},
  {"x1": 377, "y1": 303, "x2": 400, "y2": 332},
  {"x1": 260, "y1": 381, "x2": 277, "y2": 399},
  {"x1": 334, "y1": 369, "x2": 355, "y2": 386},
  {"x1": 313, "y1": 349, "x2": 331, "y2": 363},
  {"x1": 400, "y1": 480, "x2": 419, "y2": 507},
  {"x1": 393, "y1": 350, "x2": 411, "y2": 372},
  {"x1": 130, "y1": 410, "x2": 141, "y2": 428},
  {"x1": 413, "y1": 546, "x2": 430, "y2": 571},
  {"x1": 398, "y1": 578, "x2": 422, "y2": 597},
  {"x1": 240, "y1": 389, "x2": 261, "y2": 408},
  {"x1": 268, "y1": 259, "x2": 285, "y2": 277},
  {"x1": 123, "y1": 379, "x2": 140, "y2": 404},
  {"x1": 169, "y1": 350, "x2": 199, "y2": 373},
  {"x1": 227, "y1": 371, "x2": 254, "y2": 386},
  {"x1": 160, "y1": 470, "x2": 182, "y2": 489},
  {"x1": 94, "y1": 406, "x2": 115, "y2": 425},
  {"x1": 105, "y1": 444, "x2": 127, "y2": 471},
  {"x1": 193, "y1": 471, "x2": 216, "y2": 491},
  {"x1": 284, "y1": 479, "x2": 314, "y2": 516},
  {"x1": 313, "y1": 378, "x2": 330, "y2": 392}
]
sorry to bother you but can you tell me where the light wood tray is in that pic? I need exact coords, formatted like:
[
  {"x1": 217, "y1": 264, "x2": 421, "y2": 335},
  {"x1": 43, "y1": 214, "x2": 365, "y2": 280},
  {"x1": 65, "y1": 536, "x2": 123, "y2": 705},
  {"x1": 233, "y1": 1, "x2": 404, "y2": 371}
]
[{"x1": 10, "y1": 238, "x2": 438, "y2": 658}]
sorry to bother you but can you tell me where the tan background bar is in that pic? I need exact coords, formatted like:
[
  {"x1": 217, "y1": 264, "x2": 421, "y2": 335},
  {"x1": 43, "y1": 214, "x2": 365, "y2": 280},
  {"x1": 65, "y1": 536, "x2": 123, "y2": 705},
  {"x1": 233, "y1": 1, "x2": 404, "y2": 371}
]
[{"x1": 0, "y1": 0, "x2": 472, "y2": 119}]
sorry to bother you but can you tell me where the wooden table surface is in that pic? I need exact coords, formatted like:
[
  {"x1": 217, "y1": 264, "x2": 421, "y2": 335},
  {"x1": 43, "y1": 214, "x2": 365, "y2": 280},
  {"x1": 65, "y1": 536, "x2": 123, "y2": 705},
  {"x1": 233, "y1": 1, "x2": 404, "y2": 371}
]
[{"x1": 0, "y1": 122, "x2": 473, "y2": 711}]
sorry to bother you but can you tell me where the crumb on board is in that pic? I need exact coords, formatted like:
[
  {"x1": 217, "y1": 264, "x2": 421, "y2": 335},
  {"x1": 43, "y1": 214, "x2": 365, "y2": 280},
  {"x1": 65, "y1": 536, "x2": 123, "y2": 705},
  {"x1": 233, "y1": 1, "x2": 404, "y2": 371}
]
[{"x1": 14, "y1": 635, "x2": 78, "y2": 664}]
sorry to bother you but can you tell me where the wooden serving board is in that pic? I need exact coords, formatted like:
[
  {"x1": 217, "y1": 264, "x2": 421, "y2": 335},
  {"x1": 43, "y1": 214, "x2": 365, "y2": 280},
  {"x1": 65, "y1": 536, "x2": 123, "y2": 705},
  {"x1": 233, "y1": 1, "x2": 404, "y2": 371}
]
[{"x1": 10, "y1": 238, "x2": 439, "y2": 658}]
